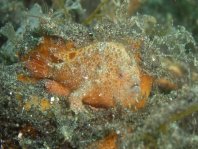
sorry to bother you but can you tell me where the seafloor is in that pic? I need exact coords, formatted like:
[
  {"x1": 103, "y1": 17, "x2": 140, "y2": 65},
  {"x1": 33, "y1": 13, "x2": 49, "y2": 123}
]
[{"x1": 0, "y1": 0, "x2": 198, "y2": 149}]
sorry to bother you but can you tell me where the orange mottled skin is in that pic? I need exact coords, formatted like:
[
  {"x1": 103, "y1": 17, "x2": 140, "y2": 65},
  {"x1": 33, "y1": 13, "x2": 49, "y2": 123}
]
[
  {"x1": 21, "y1": 36, "x2": 152, "y2": 113},
  {"x1": 87, "y1": 132, "x2": 118, "y2": 149}
]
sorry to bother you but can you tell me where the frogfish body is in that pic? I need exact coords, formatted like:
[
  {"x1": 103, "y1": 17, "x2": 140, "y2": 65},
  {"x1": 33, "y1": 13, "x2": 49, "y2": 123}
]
[{"x1": 21, "y1": 36, "x2": 152, "y2": 112}]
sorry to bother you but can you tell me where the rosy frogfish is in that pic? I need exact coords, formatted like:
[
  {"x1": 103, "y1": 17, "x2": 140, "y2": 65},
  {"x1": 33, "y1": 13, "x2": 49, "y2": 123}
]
[{"x1": 21, "y1": 36, "x2": 152, "y2": 113}]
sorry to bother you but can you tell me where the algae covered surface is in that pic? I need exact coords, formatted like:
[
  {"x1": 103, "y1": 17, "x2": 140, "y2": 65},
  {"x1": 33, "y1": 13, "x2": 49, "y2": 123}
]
[{"x1": 0, "y1": 0, "x2": 198, "y2": 149}]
